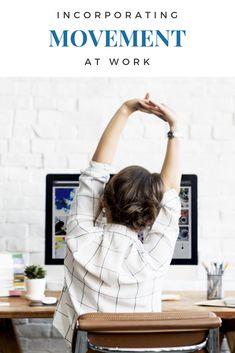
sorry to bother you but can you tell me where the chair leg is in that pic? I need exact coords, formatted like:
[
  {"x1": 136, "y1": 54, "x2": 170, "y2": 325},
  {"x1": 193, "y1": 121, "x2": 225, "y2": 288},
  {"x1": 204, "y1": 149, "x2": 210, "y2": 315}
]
[
  {"x1": 207, "y1": 328, "x2": 220, "y2": 353},
  {"x1": 74, "y1": 331, "x2": 88, "y2": 353}
]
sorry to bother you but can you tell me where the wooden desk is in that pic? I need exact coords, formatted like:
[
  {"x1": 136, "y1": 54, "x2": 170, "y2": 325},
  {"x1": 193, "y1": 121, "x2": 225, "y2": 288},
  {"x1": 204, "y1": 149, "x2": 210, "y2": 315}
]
[
  {"x1": 1, "y1": 291, "x2": 235, "y2": 353},
  {"x1": 163, "y1": 291, "x2": 235, "y2": 319},
  {"x1": 0, "y1": 291, "x2": 58, "y2": 319},
  {"x1": 0, "y1": 291, "x2": 59, "y2": 353}
]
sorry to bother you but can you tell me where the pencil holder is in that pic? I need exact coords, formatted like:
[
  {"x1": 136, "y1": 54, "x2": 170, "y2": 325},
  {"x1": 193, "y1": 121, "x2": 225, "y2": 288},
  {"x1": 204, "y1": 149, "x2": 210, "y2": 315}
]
[{"x1": 207, "y1": 274, "x2": 223, "y2": 300}]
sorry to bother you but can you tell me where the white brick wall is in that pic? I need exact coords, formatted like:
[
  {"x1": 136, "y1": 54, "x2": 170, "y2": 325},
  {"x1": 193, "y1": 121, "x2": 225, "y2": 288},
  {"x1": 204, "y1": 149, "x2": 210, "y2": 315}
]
[{"x1": 1, "y1": 77, "x2": 235, "y2": 353}]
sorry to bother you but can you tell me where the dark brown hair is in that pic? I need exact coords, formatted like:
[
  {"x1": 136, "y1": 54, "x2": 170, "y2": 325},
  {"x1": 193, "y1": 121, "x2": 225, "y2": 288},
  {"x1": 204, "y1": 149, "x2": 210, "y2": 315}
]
[{"x1": 103, "y1": 166, "x2": 164, "y2": 232}]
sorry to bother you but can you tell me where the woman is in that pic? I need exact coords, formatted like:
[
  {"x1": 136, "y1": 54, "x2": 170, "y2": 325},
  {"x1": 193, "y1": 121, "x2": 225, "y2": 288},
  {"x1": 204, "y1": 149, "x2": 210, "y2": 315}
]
[{"x1": 53, "y1": 94, "x2": 182, "y2": 345}]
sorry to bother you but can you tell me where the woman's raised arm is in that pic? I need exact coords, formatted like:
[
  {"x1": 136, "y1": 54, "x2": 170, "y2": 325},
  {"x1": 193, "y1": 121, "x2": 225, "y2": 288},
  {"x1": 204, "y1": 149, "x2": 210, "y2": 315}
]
[
  {"x1": 92, "y1": 95, "x2": 182, "y2": 191},
  {"x1": 92, "y1": 95, "x2": 151, "y2": 165},
  {"x1": 139, "y1": 99, "x2": 182, "y2": 193},
  {"x1": 158, "y1": 104, "x2": 182, "y2": 193}
]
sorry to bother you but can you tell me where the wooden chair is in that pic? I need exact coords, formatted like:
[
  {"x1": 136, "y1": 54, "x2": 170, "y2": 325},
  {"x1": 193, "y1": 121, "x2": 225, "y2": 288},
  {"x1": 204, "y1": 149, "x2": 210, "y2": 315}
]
[{"x1": 72, "y1": 312, "x2": 221, "y2": 353}]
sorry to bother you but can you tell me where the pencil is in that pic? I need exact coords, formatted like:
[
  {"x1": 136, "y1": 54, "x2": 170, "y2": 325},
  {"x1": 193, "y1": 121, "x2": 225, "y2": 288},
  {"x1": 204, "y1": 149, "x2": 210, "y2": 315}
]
[
  {"x1": 223, "y1": 263, "x2": 229, "y2": 273},
  {"x1": 203, "y1": 262, "x2": 210, "y2": 273}
]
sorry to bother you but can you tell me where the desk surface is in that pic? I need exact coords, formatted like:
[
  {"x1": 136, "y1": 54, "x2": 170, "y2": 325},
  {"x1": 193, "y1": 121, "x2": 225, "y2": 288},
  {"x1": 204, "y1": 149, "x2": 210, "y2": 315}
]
[
  {"x1": 0, "y1": 291, "x2": 59, "y2": 319},
  {"x1": 163, "y1": 291, "x2": 235, "y2": 319},
  {"x1": 1, "y1": 291, "x2": 235, "y2": 319}
]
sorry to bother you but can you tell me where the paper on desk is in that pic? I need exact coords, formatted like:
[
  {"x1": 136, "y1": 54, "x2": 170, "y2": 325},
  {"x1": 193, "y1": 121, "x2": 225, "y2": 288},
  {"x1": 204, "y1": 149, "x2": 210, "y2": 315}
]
[
  {"x1": 161, "y1": 294, "x2": 181, "y2": 301},
  {"x1": 196, "y1": 298, "x2": 235, "y2": 308}
]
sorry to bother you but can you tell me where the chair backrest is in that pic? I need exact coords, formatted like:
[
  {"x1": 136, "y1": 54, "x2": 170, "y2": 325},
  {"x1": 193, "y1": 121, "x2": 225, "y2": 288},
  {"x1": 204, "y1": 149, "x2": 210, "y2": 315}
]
[{"x1": 72, "y1": 312, "x2": 221, "y2": 353}]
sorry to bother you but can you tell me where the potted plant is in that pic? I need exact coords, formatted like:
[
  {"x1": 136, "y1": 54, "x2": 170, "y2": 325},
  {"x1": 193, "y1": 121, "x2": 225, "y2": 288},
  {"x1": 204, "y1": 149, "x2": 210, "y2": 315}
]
[{"x1": 24, "y1": 264, "x2": 47, "y2": 301}]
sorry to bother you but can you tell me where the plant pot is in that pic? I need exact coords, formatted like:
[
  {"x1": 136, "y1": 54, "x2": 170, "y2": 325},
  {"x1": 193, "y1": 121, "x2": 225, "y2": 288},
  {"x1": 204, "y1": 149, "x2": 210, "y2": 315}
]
[{"x1": 25, "y1": 278, "x2": 46, "y2": 301}]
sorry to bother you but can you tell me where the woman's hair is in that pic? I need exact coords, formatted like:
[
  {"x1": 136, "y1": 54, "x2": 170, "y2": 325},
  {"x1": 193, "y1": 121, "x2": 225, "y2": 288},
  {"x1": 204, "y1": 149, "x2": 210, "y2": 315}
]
[{"x1": 103, "y1": 166, "x2": 164, "y2": 232}]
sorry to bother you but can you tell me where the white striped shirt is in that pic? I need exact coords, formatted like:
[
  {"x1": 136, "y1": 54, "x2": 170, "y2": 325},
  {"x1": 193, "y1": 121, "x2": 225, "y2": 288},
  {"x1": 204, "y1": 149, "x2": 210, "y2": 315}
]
[{"x1": 53, "y1": 161, "x2": 181, "y2": 344}]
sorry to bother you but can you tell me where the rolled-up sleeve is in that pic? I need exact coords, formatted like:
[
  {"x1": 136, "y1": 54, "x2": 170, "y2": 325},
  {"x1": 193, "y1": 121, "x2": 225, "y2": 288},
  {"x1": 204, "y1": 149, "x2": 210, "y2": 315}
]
[
  {"x1": 143, "y1": 189, "x2": 181, "y2": 274},
  {"x1": 67, "y1": 161, "x2": 110, "y2": 233}
]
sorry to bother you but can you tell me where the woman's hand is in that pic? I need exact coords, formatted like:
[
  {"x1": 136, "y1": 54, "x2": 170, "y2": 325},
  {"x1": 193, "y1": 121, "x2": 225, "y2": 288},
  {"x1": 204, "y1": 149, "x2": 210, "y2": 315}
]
[
  {"x1": 123, "y1": 93, "x2": 179, "y2": 129},
  {"x1": 122, "y1": 93, "x2": 154, "y2": 115},
  {"x1": 139, "y1": 95, "x2": 179, "y2": 129}
]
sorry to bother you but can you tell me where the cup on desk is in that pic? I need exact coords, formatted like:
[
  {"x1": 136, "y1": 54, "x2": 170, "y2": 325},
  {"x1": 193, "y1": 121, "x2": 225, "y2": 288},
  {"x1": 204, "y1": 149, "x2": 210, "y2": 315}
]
[{"x1": 207, "y1": 273, "x2": 223, "y2": 300}]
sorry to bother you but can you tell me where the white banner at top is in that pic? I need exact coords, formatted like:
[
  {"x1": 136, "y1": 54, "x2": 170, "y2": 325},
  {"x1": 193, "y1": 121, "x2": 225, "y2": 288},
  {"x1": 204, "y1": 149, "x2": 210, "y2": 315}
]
[{"x1": 0, "y1": 0, "x2": 234, "y2": 77}]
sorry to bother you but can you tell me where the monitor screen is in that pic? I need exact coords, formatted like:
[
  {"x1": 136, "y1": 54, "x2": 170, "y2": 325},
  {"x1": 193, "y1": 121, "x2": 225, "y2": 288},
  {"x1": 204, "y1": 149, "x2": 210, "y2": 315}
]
[{"x1": 45, "y1": 174, "x2": 197, "y2": 265}]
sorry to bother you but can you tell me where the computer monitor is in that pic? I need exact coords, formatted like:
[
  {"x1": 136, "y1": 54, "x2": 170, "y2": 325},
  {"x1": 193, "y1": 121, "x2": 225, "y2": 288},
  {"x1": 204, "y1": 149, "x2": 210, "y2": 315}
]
[{"x1": 45, "y1": 174, "x2": 197, "y2": 265}]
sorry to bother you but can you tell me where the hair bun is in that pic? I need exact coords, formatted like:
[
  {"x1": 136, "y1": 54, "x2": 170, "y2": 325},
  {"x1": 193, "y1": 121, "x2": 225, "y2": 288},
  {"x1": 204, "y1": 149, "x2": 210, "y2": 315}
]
[
  {"x1": 104, "y1": 165, "x2": 164, "y2": 232},
  {"x1": 119, "y1": 200, "x2": 159, "y2": 231}
]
